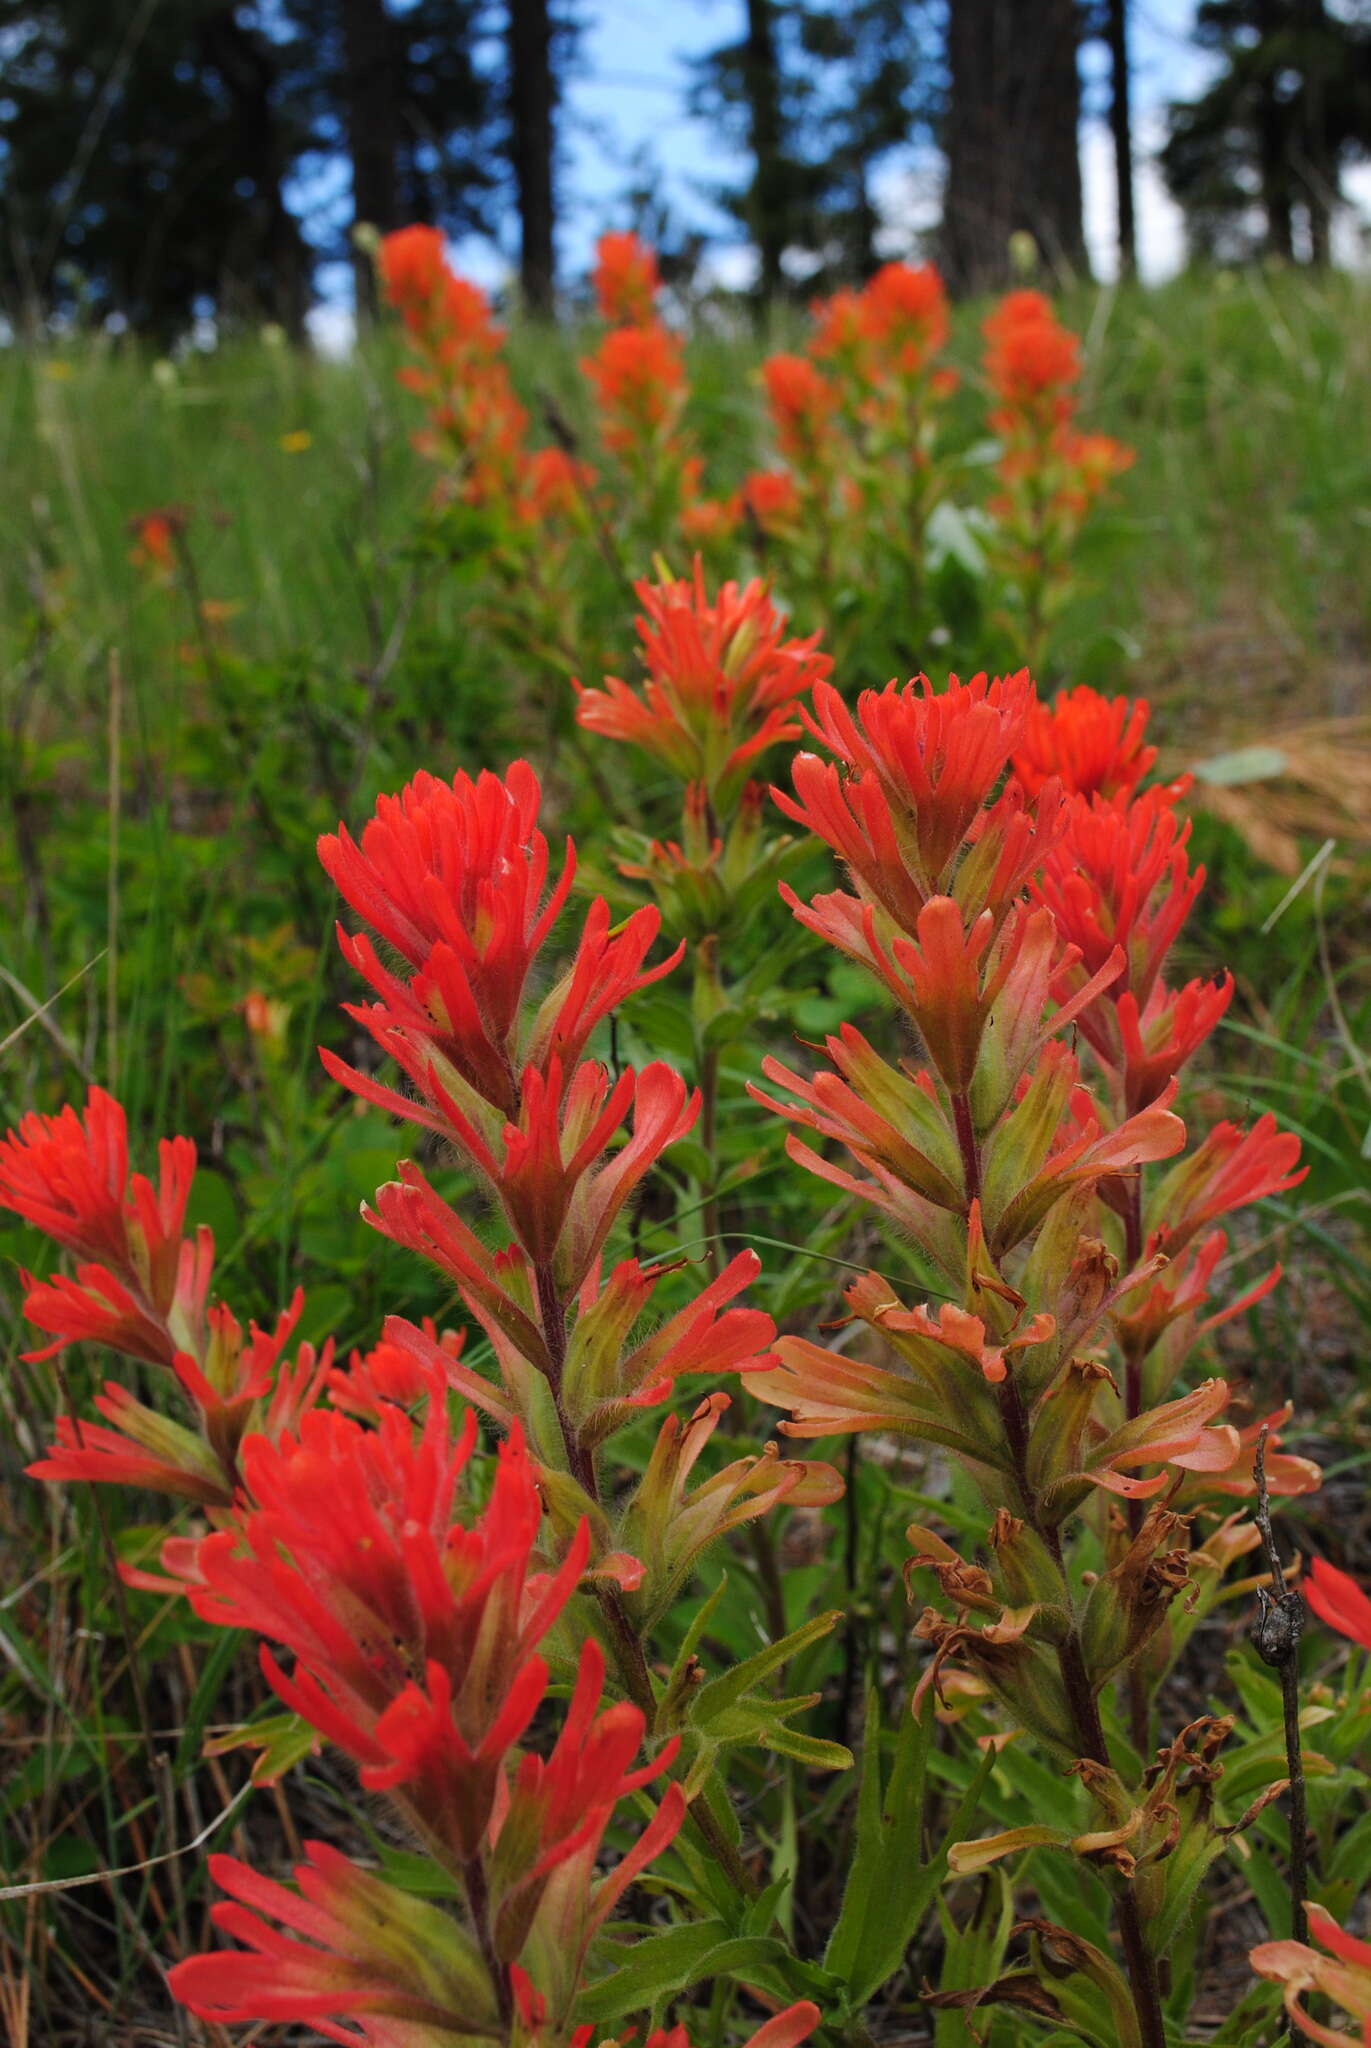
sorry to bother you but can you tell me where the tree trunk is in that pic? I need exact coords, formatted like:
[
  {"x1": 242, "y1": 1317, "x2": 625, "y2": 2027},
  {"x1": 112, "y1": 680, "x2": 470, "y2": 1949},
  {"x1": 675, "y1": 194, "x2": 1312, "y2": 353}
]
[
  {"x1": 508, "y1": 0, "x2": 556, "y2": 315},
  {"x1": 942, "y1": 0, "x2": 1088, "y2": 294},
  {"x1": 340, "y1": 0, "x2": 399, "y2": 323},
  {"x1": 1294, "y1": 0, "x2": 1337, "y2": 263},
  {"x1": 202, "y1": 7, "x2": 311, "y2": 339},
  {"x1": 1105, "y1": 0, "x2": 1137, "y2": 274},
  {"x1": 744, "y1": 0, "x2": 787, "y2": 308}
]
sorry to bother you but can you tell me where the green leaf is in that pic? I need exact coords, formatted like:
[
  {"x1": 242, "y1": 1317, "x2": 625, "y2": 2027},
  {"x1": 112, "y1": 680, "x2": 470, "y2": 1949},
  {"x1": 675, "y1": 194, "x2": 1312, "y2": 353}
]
[
  {"x1": 762, "y1": 1728, "x2": 855, "y2": 1770},
  {"x1": 204, "y1": 1711, "x2": 317, "y2": 1786},
  {"x1": 174, "y1": 1626, "x2": 246, "y2": 1776},
  {"x1": 689, "y1": 1610, "x2": 843, "y2": 1728},
  {"x1": 577, "y1": 1925, "x2": 793, "y2": 2024},
  {"x1": 1192, "y1": 744, "x2": 1288, "y2": 786},
  {"x1": 824, "y1": 1687, "x2": 994, "y2": 2005}
]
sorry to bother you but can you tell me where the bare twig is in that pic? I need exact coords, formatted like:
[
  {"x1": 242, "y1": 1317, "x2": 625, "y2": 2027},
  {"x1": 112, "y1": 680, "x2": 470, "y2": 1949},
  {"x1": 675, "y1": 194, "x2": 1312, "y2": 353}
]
[
  {"x1": 0, "y1": 1784, "x2": 250, "y2": 1903},
  {"x1": 1251, "y1": 1425, "x2": 1311, "y2": 2007},
  {"x1": 107, "y1": 650, "x2": 122, "y2": 1081}
]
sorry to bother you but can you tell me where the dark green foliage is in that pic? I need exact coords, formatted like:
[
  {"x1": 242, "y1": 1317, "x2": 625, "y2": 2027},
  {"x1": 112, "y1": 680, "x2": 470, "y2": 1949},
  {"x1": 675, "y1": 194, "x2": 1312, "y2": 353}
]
[{"x1": 1162, "y1": 0, "x2": 1371, "y2": 264}]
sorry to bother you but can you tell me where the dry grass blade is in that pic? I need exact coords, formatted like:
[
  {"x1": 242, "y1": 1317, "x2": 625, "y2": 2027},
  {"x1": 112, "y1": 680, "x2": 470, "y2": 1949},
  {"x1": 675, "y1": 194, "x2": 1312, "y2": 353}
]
[
  {"x1": 0, "y1": 1785, "x2": 250, "y2": 1904},
  {"x1": 1170, "y1": 714, "x2": 1371, "y2": 874}
]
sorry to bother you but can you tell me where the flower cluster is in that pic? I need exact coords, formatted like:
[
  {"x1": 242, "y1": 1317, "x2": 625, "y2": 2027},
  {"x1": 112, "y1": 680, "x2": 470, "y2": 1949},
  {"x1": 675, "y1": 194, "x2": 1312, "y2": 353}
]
[
  {"x1": 379, "y1": 224, "x2": 535, "y2": 521},
  {"x1": 725, "y1": 264, "x2": 961, "y2": 610},
  {"x1": 575, "y1": 562, "x2": 832, "y2": 812},
  {"x1": 580, "y1": 230, "x2": 695, "y2": 522},
  {"x1": 754, "y1": 670, "x2": 1312, "y2": 2036},
  {"x1": 164, "y1": 1381, "x2": 689, "y2": 2041},
  {"x1": 0, "y1": 1088, "x2": 328, "y2": 1504},
  {"x1": 981, "y1": 292, "x2": 1134, "y2": 662},
  {"x1": 374, "y1": 230, "x2": 1131, "y2": 689},
  {"x1": 3, "y1": 742, "x2": 841, "y2": 2046},
  {"x1": 318, "y1": 754, "x2": 837, "y2": 1598},
  {"x1": 592, "y1": 229, "x2": 661, "y2": 327}
]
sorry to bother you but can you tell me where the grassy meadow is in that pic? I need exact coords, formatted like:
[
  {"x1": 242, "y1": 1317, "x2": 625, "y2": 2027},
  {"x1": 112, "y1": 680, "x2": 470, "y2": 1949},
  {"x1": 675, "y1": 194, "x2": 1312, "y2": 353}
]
[{"x1": 0, "y1": 259, "x2": 1369, "y2": 2039}]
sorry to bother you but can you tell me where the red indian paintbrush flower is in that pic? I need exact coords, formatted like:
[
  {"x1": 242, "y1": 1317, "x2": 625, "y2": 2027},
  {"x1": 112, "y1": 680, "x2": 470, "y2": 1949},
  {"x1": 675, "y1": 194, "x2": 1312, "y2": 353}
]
[
  {"x1": 982, "y1": 290, "x2": 1081, "y2": 415},
  {"x1": 169, "y1": 1838, "x2": 505, "y2": 2042},
  {"x1": 379, "y1": 226, "x2": 534, "y2": 516},
  {"x1": 1012, "y1": 685, "x2": 1158, "y2": 803},
  {"x1": 404, "y1": 1054, "x2": 697, "y2": 1289},
  {"x1": 481, "y1": 1635, "x2": 679, "y2": 1949},
  {"x1": 183, "y1": 1389, "x2": 589, "y2": 1861},
  {"x1": 581, "y1": 321, "x2": 686, "y2": 455},
  {"x1": 0, "y1": 1087, "x2": 194, "y2": 1299},
  {"x1": 811, "y1": 262, "x2": 950, "y2": 391},
  {"x1": 762, "y1": 353, "x2": 838, "y2": 471},
  {"x1": 0, "y1": 1086, "x2": 214, "y2": 1371},
  {"x1": 380, "y1": 225, "x2": 503, "y2": 363},
  {"x1": 734, "y1": 467, "x2": 802, "y2": 535},
  {"x1": 1252, "y1": 1902, "x2": 1371, "y2": 2047},
  {"x1": 592, "y1": 230, "x2": 660, "y2": 326},
  {"x1": 1143, "y1": 1110, "x2": 1306, "y2": 1259},
  {"x1": 1304, "y1": 1556, "x2": 1371, "y2": 1651},
  {"x1": 27, "y1": 1293, "x2": 332, "y2": 1505},
  {"x1": 1037, "y1": 784, "x2": 1206, "y2": 1010},
  {"x1": 127, "y1": 508, "x2": 182, "y2": 576},
  {"x1": 1, "y1": 1086, "x2": 342, "y2": 1502},
  {"x1": 171, "y1": 1772, "x2": 687, "y2": 2044},
  {"x1": 319, "y1": 761, "x2": 681, "y2": 1123},
  {"x1": 780, "y1": 672, "x2": 1047, "y2": 912},
  {"x1": 574, "y1": 563, "x2": 832, "y2": 808},
  {"x1": 857, "y1": 260, "x2": 950, "y2": 372}
]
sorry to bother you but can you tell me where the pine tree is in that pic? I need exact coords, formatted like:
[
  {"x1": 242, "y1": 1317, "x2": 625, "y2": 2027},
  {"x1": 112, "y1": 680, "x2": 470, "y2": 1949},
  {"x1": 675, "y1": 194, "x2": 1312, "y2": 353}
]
[
  {"x1": 1162, "y1": 0, "x2": 1371, "y2": 263},
  {"x1": 0, "y1": 0, "x2": 314, "y2": 339},
  {"x1": 797, "y1": 0, "x2": 938, "y2": 281},
  {"x1": 690, "y1": 0, "x2": 825, "y2": 308},
  {"x1": 506, "y1": 0, "x2": 558, "y2": 314},
  {"x1": 941, "y1": 0, "x2": 1088, "y2": 293},
  {"x1": 0, "y1": 0, "x2": 500, "y2": 339}
]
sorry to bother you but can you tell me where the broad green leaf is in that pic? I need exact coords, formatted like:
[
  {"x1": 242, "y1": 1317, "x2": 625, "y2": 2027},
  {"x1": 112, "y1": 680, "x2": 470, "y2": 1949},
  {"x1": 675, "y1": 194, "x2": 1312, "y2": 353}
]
[
  {"x1": 824, "y1": 1689, "x2": 995, "y2": 2006},
  {"x1": 689, "y1": 1610, "x2": 843, "y2": 1727},
  {"x1": 578, "y1": 1926, "x2": 793, "y2": 2024}
]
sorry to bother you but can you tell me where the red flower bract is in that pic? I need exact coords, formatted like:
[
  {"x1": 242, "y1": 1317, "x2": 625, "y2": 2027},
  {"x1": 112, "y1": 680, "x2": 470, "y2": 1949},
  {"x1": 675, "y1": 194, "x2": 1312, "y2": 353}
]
[
  {"x1": 1012, "y1": 685, "x2": 1158, "y2": 803},
  {"x1": 983, "y1": 290, "x2": 1081, "y2": 406},
  {"x1": 1305, "y1": 1556, "x2": 1371, "y2": 1652},
  {"x1": 581, "y1": 322, "x2": 686, "y2": 453},
  {"x1": 169, "y1": 1839, "x2": 502, "y2": 2042},
  {"x1": 0, "y1": 1086, "x2": 192, "y2": 1286},
  {"x1": 184, "y1": 1393, "x2": 589, "y2": 1858},
  {"x1": 575, "y1": 562, "x2": 832, "y2": 807},
  {"x1": 762, "y1": 353, "x2": 837, "y2": 470},
  {"x1": 779, "y1": 671, "x2": 1042, "y2": 907},
  {"x1": 592, "y1": 230, "x2": 660, "y2": 326}
]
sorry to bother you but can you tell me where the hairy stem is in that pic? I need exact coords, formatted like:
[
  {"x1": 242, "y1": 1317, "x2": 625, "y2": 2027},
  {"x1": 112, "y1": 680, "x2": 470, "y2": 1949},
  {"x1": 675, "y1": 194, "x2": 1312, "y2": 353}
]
[
  {"x1": 1120, "y1": 1175, "x2": 1153, "y2": 1758},
  {"x1": 999, "y1": 1370, "x2": 1169, "y2": 2047},
  {"x1": 1252, "y1": 1429, "x2": 1310, "y2": 1985},
  {"x1": 463, "y1": 1853, "x2": 513, "y2": 2026},
  {"x1": 952, "y1": 1090, "x2": 981, "y2": 1208},
  {"x1": 699, "y1": 1039, "x2": 724, "y2": 1284},
  {"x1": 537, "y1": 1254, "x2": 762, "y2": 1905},
  {"x1": 597, "y1": 1580, "x2": 759, "y2": 1900},
  {"x1": 534, "y1": 1260, "x2": 597, "y2": 1497}
]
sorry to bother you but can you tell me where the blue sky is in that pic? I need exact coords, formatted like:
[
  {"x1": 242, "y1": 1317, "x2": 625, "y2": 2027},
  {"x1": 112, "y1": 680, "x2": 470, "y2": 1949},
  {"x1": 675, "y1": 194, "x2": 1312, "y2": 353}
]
[
  {"x1": 308, "y1": 1, "x2": 1368, "y2": 343},
  {"x1": 454, "y1": 0, "x2": 1216, "y2": 284}
]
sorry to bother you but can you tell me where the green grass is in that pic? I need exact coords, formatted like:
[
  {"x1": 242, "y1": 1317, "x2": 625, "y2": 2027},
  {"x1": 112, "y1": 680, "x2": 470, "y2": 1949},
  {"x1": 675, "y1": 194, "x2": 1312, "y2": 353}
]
[{"x1": 1, "y1": 261, "x2": 1366, "y2": 1328}]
